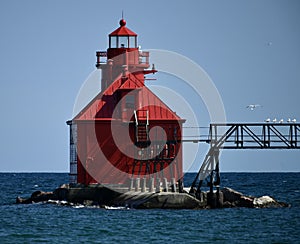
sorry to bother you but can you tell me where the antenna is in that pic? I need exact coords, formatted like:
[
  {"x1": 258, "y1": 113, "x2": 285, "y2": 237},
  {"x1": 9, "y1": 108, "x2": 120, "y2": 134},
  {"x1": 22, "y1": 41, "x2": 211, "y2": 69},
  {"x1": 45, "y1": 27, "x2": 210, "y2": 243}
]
[{"x1": 122, "y1": 10, "x2": 124, "y2": 19}]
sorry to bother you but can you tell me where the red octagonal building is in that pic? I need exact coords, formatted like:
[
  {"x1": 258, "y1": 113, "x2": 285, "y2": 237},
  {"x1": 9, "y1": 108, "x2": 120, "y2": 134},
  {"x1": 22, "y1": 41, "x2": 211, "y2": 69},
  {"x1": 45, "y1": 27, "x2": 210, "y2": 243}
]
[{"x1": 67, "y1": 19, "x2": 185, "y2": 192}]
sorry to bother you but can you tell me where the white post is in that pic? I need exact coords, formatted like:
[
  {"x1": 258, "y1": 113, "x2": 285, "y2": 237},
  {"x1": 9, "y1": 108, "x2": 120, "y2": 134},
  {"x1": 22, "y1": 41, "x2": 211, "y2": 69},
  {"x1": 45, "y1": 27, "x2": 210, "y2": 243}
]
[
  {"x1": 135, "y1": 178, "x2": 140, "y2": 192},
  {"x1": 163, "y1": 178, "x2": 168, "y2": 192},
  {"x1": 141, "y1": 178, "x2": 147, "y2": 192},
  {"x1": 149, "y1": 177, "x2": 154, "y2": 192}
]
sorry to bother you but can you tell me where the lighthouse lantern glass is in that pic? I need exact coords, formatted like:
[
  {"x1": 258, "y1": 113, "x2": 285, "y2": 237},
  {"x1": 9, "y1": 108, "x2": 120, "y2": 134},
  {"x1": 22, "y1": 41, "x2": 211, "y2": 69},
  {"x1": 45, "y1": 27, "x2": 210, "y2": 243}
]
[
  {"x1": 109, "y1": 36, "x2": 137, "y2": 48},
  {"x1": 129, "y1": 36, "x2": 137, "y2": 48},
  {"x1": 119, "y1": 36, "x2": 128, "y2": 48},
  {"x1": 110, "y1": 36, "x2": 117, "y2": 48}
]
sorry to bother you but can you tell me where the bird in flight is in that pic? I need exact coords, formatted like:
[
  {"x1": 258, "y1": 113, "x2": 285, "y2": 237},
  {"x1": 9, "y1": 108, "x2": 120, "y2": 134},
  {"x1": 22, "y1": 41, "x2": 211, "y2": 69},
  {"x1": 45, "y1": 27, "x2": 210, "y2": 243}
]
[{"x1": 246, "y1": 104, "x2": 262, "y2": 110}]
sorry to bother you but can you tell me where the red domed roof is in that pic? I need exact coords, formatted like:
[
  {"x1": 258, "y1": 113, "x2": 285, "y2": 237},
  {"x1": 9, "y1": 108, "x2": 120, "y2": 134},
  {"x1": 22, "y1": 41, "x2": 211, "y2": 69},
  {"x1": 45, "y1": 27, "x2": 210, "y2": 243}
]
[{"x1": 109, "y1": 19, "x2": 137, "y2": 36}]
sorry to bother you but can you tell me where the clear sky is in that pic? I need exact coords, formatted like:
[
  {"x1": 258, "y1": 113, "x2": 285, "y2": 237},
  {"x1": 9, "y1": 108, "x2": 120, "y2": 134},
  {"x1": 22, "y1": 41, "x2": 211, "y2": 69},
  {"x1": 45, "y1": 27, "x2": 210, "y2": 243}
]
[{"x1": 0, "y1": 0, "x2": 299, "y2": 172}]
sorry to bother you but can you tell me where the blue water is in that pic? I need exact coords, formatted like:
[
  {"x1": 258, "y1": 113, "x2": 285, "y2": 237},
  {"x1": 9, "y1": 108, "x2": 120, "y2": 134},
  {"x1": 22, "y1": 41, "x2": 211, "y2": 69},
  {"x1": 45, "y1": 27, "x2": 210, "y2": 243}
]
[{"x1": 0, "y1": 173, "x2": 299, "y2": 243}]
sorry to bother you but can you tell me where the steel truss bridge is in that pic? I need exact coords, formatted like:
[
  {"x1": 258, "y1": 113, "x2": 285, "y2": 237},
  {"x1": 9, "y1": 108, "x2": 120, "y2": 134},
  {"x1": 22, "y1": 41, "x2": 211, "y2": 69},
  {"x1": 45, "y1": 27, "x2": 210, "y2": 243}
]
[{"x1": 187, "y1": 123, "x2": 300, "y2": 197}]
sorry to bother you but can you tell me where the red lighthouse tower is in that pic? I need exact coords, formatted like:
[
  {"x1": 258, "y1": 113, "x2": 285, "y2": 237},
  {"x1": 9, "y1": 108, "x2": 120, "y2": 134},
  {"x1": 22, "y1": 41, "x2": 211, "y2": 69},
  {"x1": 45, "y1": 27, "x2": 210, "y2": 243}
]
[{"x1": 67, "y1": 19, "x2": 185, "y2": 191}]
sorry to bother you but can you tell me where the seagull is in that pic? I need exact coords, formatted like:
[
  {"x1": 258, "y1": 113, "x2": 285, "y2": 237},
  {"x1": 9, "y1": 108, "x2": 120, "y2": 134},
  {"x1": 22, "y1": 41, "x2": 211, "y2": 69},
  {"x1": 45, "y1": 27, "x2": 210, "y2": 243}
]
[
  {"x1": 265, "y1": 118, "x2": 270, "y2": 122},
  {"x1": 246, "y1": 104, "x2": 262, "y2": 111},
  {"x1": 287, "y1": 118, "x2": 291, "y2": 123},
  {"x1": 279, "y1": 119, "x2": 284, "y2": 123},
  {"x1": 292, "y1": 118, "x2": 297, "y2": 123},
  {"x1": 273, "y1": 118, "x2": 277, "y2": 123}
]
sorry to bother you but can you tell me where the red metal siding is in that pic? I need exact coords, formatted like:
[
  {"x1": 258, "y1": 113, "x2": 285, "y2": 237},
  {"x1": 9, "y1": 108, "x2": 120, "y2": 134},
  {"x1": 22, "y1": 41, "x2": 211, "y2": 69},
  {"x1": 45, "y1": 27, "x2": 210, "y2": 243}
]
[
  {"x1": 72, "y1": 19, "x2": 185, "y2": 185},
  {"x1": 76, "y1": 120, "x2": 183, "y2": 185},
  {"x1": 74, "y1": 71, "x2": 185, "y2": 185}
]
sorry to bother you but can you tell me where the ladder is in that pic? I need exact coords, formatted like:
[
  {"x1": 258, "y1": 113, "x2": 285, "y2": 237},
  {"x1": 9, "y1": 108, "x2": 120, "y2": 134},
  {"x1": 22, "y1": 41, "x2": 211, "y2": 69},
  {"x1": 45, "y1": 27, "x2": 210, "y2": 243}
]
[{"x1": 134, "y1": 109, "x2": 149, "y2": 143}]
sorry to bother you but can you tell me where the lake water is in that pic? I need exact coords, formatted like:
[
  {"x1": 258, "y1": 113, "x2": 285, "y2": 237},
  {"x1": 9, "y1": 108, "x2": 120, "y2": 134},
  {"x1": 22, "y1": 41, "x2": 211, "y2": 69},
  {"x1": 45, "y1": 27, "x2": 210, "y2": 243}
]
[{"x1": 0, "y1": 172, "x2": 299, "y2": 243}]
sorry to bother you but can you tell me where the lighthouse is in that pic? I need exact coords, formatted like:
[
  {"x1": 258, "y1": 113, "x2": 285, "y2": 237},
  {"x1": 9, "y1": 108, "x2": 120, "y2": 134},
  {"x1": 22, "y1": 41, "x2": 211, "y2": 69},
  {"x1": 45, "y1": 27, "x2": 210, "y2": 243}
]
[{"x1": 67, "y1": 19, "x2": 185, "y2": 191}]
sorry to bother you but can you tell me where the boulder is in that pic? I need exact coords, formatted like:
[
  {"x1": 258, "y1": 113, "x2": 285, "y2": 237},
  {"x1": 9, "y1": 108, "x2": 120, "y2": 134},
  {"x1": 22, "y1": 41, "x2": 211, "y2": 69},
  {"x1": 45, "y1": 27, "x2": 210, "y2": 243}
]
[
  {"x1": 253, "y1": 196, "x2": 289, "y2": 208},
  {"x1": 16, "y1": 191, "x2": 55, "y2": 204},
  {"x1": 222, "y1": 187, "x2": 244, "y2": 202},
  {"x1": 253, "y1": 196, "x2": 275, "y2": 207},
  {"x1": 16, "y1": 196, "x2": 32, "y2": 204},
  {"x1": 222, "y1": 187, "x2": 254, "y2": 207},
  {"x1": 238, "y1": 195, "x2": 254, "y2": 208},
  {"x1": 30, "y1": 191, "x2": 54, "y2": 202}
]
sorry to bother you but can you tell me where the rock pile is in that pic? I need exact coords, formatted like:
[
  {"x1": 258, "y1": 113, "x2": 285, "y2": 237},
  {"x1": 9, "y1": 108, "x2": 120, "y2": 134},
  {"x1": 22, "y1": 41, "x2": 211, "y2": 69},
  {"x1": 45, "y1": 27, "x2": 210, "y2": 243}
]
[
  {"x1": 221, "y1": 187, "x2": 289, "y2": 208},
  {"x1": 16, "y1": 185, "x2": 289, "y2": 209}
]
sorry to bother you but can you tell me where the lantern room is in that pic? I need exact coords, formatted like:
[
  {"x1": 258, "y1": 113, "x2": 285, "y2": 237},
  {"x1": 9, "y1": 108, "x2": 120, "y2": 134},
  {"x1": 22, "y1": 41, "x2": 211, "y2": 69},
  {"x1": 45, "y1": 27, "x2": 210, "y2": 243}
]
[
  {"x1": 109, "y1": 19, "x2": 137, "y2": 49},
  {"x1": 96, "y1": 19, "x2": 150, "y2": 90},
  {"x1": 106, "y1": 18, "x2": 141, "y2": 67}
]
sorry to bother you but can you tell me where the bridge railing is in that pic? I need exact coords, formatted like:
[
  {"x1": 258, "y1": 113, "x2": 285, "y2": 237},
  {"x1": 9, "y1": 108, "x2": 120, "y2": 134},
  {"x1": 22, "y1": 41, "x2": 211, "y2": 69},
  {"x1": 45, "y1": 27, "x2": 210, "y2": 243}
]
[
  {"x1": 189, "y1": 122, "x2": 300, "y2": 196},
  {"x1": 208, "y1": 123, "x2": 300, "y2": 149}
]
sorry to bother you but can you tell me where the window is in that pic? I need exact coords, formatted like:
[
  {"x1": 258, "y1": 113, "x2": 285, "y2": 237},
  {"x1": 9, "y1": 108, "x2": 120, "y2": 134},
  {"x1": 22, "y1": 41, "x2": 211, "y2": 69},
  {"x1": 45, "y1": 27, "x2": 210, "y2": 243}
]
[
  {"x1": 110, "y1": 36, "x2": 137, "y2": 48},
  {"x1": 125, "y1": 95, "x2": 135, "y2": 108},
  {"x1": 119, "y1": 36, "x2": 128, "y2": 48},
  {"x1": 110, "y1": 36, "x2": 117, "y2": 48},
  {"x1": 129, "y1": 36, "x2": 136, "y2": 48}
]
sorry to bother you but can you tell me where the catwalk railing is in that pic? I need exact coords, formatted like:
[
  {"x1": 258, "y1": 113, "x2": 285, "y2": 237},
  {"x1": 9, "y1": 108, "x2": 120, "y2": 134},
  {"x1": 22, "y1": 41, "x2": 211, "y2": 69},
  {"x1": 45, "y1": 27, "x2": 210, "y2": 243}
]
[
  {"x1": 208, "y1": 123, "x2": 300, "y2": 149},
  {"x1": 188, "y1": 123, "x2": 300, "y2": 197},
  {"x1": 183, "y1": 123, "x2": 300, "y2": 149}
]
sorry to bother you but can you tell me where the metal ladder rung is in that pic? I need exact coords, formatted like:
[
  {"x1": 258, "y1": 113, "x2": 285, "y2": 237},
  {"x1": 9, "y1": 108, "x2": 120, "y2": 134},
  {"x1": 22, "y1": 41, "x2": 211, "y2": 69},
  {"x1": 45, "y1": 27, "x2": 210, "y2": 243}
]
[{"x1": 134, "y1": 110, "x2": 149, "y2": 142}]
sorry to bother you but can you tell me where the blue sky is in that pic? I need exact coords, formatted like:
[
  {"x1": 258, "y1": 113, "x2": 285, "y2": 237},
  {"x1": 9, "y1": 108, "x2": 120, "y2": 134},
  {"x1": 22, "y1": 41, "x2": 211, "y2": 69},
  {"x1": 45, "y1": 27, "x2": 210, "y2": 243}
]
[{"x1": 0, "y1": 0, "x2": 299, "y2": 172}]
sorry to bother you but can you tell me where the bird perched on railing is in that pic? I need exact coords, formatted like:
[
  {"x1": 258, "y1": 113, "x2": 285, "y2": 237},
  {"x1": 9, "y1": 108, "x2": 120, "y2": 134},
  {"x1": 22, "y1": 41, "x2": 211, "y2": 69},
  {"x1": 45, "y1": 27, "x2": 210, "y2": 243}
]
[{"x1": 287, "y1": 118, "x2": 297, "y2": 123}]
